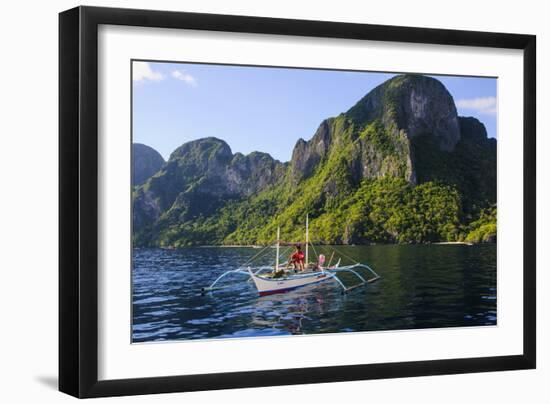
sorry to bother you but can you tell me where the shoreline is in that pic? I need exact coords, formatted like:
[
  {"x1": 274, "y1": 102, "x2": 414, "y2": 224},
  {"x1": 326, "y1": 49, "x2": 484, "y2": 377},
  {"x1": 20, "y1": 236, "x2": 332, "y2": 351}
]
[
  {"x1": 432, "y1": 241, "x2": 474, "y2": 246},
  {"x1": 140, "y1": 241, "x2": 486, "y2": 249},
  {"x1": 197, "y1": 245, "x2": 264, "y2": 248}
]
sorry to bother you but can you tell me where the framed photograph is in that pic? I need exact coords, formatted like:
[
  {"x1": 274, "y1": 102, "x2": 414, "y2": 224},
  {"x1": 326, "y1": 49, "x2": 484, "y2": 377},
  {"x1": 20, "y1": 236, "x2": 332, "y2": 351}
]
[{"x1": 59, "y1": 6, "x2": 536, "y2": 398}]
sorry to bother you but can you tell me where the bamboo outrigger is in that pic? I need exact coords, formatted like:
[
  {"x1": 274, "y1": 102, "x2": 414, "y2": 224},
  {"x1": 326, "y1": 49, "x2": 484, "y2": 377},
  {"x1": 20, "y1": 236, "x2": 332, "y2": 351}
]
[{"x1": 202, "y1": 215, "x2": 381, "y2": 296}]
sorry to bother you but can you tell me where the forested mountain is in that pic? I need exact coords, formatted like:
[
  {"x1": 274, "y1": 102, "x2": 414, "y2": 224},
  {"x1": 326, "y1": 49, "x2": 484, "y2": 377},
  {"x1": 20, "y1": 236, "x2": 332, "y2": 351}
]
[
  {"x1": 132, "y1": 143, "x2": 165, "y2": 186},
  {"x1": 132, "y1": 74, "x2": 496, "y2": 247}
]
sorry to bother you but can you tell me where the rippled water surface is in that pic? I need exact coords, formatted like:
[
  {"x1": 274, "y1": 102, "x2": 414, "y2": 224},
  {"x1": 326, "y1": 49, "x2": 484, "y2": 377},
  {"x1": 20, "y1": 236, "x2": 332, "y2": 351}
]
[{"x1": 132, "y1": 244, "x2": 496, "y2": 342}]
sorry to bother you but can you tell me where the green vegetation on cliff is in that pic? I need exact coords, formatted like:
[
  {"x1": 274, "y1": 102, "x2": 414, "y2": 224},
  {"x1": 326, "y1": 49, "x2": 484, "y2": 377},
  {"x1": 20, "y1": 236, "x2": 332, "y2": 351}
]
[
  {"x1": 465, "y1": 205, "x2": 497, "y2": 243},
  {"x1": 132, "y1": 74, "x2": 497, "y2": 247}
]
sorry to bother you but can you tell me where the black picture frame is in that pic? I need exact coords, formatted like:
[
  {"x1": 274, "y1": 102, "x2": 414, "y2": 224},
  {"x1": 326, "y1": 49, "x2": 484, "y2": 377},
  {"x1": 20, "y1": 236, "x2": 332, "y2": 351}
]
[{"x1": 59, "y1": 5, "x2": 536, "y2": 398}]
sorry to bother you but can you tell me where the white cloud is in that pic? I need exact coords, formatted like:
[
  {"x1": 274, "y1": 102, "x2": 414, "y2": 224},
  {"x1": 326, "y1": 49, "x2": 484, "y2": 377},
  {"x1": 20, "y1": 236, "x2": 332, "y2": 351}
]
[
  {"x1": 455, "y1": 96, "x2": 497, "y2": 116},
  {"x1": 171, "y1": 69, "x2": 197, "y2": 87},
  {"x1": 133, "y1": 62, "x2": 164, "y2": 82}
]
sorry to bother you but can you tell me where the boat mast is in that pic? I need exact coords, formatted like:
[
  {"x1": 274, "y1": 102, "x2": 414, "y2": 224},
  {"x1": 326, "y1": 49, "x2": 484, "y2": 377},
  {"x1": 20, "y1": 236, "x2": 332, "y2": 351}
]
[
  {"x1": 305, "y1": 214, "x2": 309, "y2": 266},
  {"x1": 276, "y1": 226, "x2": 280, "y2": 271}
]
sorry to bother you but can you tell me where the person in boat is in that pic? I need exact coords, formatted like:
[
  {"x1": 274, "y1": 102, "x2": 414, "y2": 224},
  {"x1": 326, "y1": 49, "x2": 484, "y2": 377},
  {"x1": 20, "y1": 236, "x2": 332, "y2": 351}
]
[{"x1": 289, "y1": 244, "x2": 305, "y2": 272}]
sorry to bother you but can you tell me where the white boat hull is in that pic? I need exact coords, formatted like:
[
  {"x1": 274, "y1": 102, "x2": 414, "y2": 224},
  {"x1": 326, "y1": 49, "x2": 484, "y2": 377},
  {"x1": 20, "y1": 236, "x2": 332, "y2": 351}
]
[{"x1": 250, "y1": 271, "x2": 331, "y2": 296}]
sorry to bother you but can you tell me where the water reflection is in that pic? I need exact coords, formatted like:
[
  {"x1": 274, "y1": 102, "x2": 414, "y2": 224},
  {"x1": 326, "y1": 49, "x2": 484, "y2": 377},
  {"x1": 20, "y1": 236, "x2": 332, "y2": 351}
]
[{"x1": 132, "y1": 244, "x2": 496, "y2": 342}]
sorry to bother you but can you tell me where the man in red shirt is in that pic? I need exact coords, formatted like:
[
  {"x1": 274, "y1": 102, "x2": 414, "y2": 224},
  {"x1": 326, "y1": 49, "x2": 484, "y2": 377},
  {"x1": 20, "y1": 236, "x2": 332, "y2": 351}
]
[{"x1": 290, "y1": 245, "x2": 305, "y2": 271}]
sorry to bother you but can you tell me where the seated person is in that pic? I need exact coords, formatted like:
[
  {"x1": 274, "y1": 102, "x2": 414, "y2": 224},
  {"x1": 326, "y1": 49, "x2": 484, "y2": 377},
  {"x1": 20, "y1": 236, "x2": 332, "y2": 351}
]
[{"x1": 289, "y1": 245, "x2": 305, "y2": 271}]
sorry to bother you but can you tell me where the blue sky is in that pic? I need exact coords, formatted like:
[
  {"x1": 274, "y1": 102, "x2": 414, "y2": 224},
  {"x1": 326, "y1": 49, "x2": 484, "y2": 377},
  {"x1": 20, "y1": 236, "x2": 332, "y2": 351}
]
[{"x1": 133, "y1": 61, "x2": 497, "y2": 162}]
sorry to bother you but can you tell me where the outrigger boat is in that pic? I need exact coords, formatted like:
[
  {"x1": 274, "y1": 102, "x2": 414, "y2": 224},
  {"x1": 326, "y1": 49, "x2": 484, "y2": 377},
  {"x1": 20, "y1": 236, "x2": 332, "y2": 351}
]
[{"x1": 202, "y1": 215, "x2": 381, "y2": 296}]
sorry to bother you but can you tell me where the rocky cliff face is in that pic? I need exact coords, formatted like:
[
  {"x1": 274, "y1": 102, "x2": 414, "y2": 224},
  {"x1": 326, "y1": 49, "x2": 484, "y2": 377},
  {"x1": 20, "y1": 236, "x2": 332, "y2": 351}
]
[
  {"x1": 133, "y1": 137, "x2": 285, "y2": 236},
  {"x1": 132, "y1": 143, "x2": 165, "y2": 186},
  {"x1": 227, "y1": 151, "x2": 287, "y2": 195},
  {"x1": 290, "y1": 119, "x2": 333, "y2": 182},
  {"x1": 346, "y1": 74, "x2": 461, "y2": 152},
  {"x1": 288, "y1": 75, "x2": 461, "y2": 187},
  {"x1": 132, "y1": 74, "x2": 496, "y2": 246}
]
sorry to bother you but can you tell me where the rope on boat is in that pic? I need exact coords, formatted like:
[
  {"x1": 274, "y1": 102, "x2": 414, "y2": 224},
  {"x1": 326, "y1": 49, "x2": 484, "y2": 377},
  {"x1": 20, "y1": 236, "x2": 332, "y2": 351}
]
[
  {"x1": 306, "y1": 240, "x2": 381, "y2": 288},
  {"x1": 238, "y1": 244, "x2": 272, "y2": 268},
  {"x1": 326, "y1": 245, "x2": 360, "y2": 265},
  {"x1": 309, "y1": 242, "x2": 320, "y2": 261},
  {"x1": 270, "y1": 246, "x2": 292, "y2": 269},
  {"x1": 304, "y1": 234, "x2": 358, "y2": 266}
]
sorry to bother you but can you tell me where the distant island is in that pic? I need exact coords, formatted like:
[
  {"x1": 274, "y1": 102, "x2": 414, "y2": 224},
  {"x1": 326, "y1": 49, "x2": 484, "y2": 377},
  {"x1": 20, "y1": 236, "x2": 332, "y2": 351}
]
[{"x1": 132, "y1": 74, "x2": 496, "y2": 248}]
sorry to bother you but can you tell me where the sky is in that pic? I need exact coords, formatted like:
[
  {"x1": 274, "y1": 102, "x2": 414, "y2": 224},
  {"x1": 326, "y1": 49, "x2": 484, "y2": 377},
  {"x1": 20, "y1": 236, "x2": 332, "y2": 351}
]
[{"x1": 133, "y1": 61, "x2": 497, "y2": 162}]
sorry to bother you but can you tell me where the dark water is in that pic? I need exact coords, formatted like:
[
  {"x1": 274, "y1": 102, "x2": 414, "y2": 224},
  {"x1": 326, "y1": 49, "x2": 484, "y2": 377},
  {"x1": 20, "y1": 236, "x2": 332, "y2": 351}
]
[{"x1": 132, "y1": 244, "x2": 496, "y2": 342}]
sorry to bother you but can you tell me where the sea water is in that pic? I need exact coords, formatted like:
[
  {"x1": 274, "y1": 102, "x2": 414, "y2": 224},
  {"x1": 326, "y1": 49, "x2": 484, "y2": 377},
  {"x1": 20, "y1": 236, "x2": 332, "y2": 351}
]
[{"x1": 132, "y1": 244, "x2": 496, "y2": 342}]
